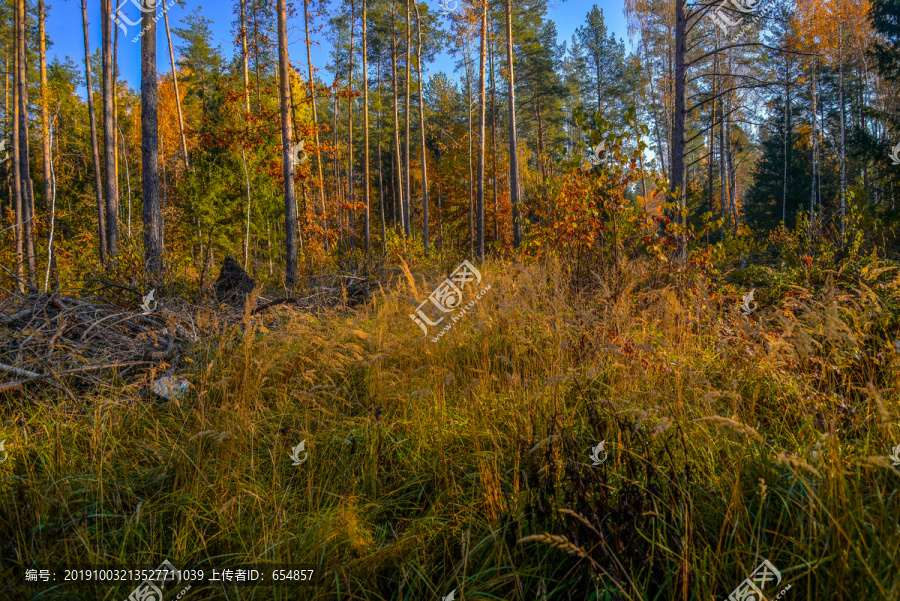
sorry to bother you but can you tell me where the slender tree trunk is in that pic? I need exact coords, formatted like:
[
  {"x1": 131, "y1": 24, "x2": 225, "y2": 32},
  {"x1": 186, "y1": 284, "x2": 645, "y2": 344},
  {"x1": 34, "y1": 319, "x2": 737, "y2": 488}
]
[
  {"x1": 142, "y1": 0, "x2": 163, "y2": 278},
  {"x1": 240, "y1": 0, "x2": 251, "y2": 113},
  {"x1": 276, "y1": 0, "x2": 299, "y2": 286},
  {"x1": 489, "y1": 25, "x2": 499, "y2": 244},
  {"x1": 504, "y1": 0, "x2": 521, "y2": 246},
  {"x1": 242, "y1": 148, "x2": 251, "y2": 269},
  {"x1": 377, "y1": 55, "x2": 387, "y2": 246},
  {"x1": 82, "y1": 0, "x2": 106, "y2": 260},
  {"x1": 839, "y1": 41, "x2": 847, "y2": 243},
  {"x1": 303, "y1": 0, "x2": 328, "y2": 250},
  {"x1": 476, "y1": 0, "x2": 486, "y2": 261},
  {"x1": 390, "y1": 0, "x2": 405, "y2": 236},
  {"x1": 782, "y1": 56, "x2": 789, "y2": 225},
  {"x1": 810, "y1": 59, "x2": 818, "y2": 230},
  {"x1": 347, "y1": 0, "x2": 356, "y2": 247},
  {"x1": 43, "y1": 112, "x2": 56, "y2": 291},
  {"x1": 671, "y1": 0, "x2": 686, "y2": 251},
  {"x1": 12, "y1": 5, "x2": 23, "y2": 291},
  {"x1": 363, "y1": 0, "x2": 371, "y2": 254},
  {"x1": 118, "y1": 125, "x2": 131, "y2": 236},
  {"x1": 39, "y1": 0, "x2": 55, "y2": 285},
  {"x1": 17, "y1": 0, "x2": 35, "y2": 283},
  {"x1": 163, "y1": 0, "x2": 189, "y2": 170},
  {"x1": 403, "y1": 0, "x2": 411, "y2": 238},
  {"x1": 465, "y1": 54, "x2": 473, "y2": 256},
  {"x1": 414, "y1": 2, "x2": 429, "y2": 256},
  {"x1": 100, "y1": 0, "x2": 119, "y2": 259}
]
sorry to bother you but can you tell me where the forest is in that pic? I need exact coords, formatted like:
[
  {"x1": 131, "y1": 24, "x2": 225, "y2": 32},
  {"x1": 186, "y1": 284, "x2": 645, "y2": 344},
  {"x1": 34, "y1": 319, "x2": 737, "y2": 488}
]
[{"x1": 1, "y1": 0, "x2": 900, "y2": 597}]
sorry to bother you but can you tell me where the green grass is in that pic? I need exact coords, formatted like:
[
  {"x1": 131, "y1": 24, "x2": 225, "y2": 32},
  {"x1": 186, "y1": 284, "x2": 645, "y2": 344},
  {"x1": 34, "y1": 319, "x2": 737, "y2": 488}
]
[{"x1": 2, "y1": 258, "x2": 900, "y2": 600}]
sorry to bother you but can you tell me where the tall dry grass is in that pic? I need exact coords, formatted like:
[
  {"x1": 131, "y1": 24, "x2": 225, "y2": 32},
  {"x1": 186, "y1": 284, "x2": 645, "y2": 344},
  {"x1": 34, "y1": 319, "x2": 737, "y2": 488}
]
[{"x1": 1, "y1": 257, "x2": 899, "y2": 600}]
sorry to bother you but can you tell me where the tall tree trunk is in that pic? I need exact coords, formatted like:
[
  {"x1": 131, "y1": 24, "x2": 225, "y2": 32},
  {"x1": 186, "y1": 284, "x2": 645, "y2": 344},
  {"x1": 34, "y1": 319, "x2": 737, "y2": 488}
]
[
  {"x1": 17, "y1": 0, "x2": 35, "y2": 283},
  {"x1": 348, "y1": 0, "x2": 356, "y2": 247},
  {"x1": 303, "y1": 0, "x2": 328, "y2": 249},
  {"x1": 82, "y1": 0, "x2": 105, "y2": 261},
  {"x1": 390, "y1": 0, "x2": 405, "y2": 236},
  {"x1": 414, "y1": 2, "x2": 429, "y2": 257},
  {"x1": 476, "y1": 0, "x2": 486, "y2": 261},
  {"x1": 810, "y1": 59, "x2": 818, "y2": 230},
  {"x1": 782, "y1": 55, "x2": 789, "y2": 225},
  {"x1": 11, "y1": 5, "x2": 23, "y2": 292},
  {"x1": 240, "y1": 0, "x2": 251, "y2": 113},
  {"x1": 403, "y1": 0, "x2": 411, "y2": 238},
  {"x1": 489, "y1": 24, "x2": 499, "y2": 244},
  {"x1": 39, "y1": 0, "x2": 55, "y2": 285},
  {"x1": 839, "y1": 40, "x2": 847, "y2": 243},
  {"x1": 163, "y1": 0, "x2": 189, "y2": 170},
  {"x1": 671, "y1": 0, "x2": 687, "y2": 251},
  {"x1": 100, "y1": 0, "x2": 119, "y2": 259},
  {"x1": 465, "y1": 54, "x2": 473, "y2": 256},
  {"x1": 503, "y1": 0, "x2": 521, "y2": 246},
  {"x1": 142, "y1": 0, "x2": 163, "y2": 278},
  {"x1": 363, "y1": 0, "x2": 371, "y2": 254},
  {"x1": 277, "y1": 0, "x2": 299, "y2": 286},
  {"x1": 377, "y1": 55, "x2": 386, "y2": 246}
]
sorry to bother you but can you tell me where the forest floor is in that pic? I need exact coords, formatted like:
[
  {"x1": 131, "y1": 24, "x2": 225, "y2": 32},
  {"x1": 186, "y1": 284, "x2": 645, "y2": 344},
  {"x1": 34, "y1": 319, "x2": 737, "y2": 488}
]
[{"x1": 1, "y1": 257, "x2": 900, "y2": 600}]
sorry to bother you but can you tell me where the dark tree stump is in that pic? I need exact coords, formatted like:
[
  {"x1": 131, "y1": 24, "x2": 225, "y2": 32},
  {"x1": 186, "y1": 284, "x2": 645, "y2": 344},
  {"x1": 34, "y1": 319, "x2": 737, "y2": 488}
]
[{"x1": 214, "y1": 255, "x2": 256, "y2": 303}]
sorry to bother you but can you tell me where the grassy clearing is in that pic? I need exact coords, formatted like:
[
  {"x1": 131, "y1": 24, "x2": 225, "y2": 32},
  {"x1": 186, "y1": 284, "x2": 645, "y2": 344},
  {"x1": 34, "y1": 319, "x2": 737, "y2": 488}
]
[{"x1": 2, "y1": 258, "x2": 900, "y2": 600}]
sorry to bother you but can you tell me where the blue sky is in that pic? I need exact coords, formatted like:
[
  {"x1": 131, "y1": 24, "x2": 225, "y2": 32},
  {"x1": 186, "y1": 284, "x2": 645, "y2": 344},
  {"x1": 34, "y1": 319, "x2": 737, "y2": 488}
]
[{"x1": 46, "y1": 0, "x2": 631, "y2": 91}]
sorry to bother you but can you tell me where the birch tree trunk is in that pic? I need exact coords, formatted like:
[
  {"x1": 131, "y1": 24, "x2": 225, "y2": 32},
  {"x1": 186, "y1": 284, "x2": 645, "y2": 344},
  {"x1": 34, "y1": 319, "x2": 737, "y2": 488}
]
[
  {"x1": 163, "y1": 0, "x2": 189, "y2": 170},
  {"x1": 39, "y1": 0, "x2": 55, "y2": 285}
]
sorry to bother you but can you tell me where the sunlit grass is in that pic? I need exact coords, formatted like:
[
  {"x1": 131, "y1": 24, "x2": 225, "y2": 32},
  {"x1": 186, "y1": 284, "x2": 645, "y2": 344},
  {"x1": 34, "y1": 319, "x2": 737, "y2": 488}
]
[{"x1": 2, "y1": 257, "x2": 899, "y2": 600}]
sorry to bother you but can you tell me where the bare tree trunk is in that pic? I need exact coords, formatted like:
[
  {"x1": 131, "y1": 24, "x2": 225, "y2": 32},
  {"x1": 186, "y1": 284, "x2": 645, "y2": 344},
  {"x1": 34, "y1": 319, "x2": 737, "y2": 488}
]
[
  {"x1": 363, "y1": 0, "x2": 371, "y2": 254},
  {"x1": 303, "y1": 0, "x2": 328, "y2": 250},
  {"x1": 489, "y1": 24, "x2": 499, "y2": 244},
  {"x1": 465, "y1": 53, "x2": 473, "y2": 256},
  {"x1": 276, "y1": 0, "x2": 299, "y2": 286},
  {"x1": 240, "y1": 0, "x2": 251, "y2": 113},
  {"x1": 414, "y1": 1, "x2": 428, "y2": 257},
  {"x1": 39, "y1": 0, "x2": 55, "y2": 285},
  {"x1": 101, "y1": 0, "x2": 119, "y2": 259},
  {"x1": 810, "y1": 59, "x2": 818, "y2": 230},
  {"x1": 242, "y1": 148, "x2": 251, "y2": 269},
  {"x1": 476, "y1": 0, "x2": 486, "y2": 261},
  {"x1": 377, "y1": 54, "x2": 386, "y2": 246},
  {"x1": 839, "y1": 39, "x2": 847, "y2": 243},
  {"x1": 11, "y1": 6, "x2": 23, "y2": 292},
  {"x1": 403, "y1": 0, "x2": 411, "y2": 239},
  {"x1": 82, "y1": 0, "x2": 105, "y2": 261},
  {"x1": 671, "y1": 0, "x2": 686, "y2": 253},
  {"x1": 503, "y1": 0, "x2": 521, "y2": 246},
  {"x1": 347, "y1": 0, "x2": 357, "y2": 248},
  {"x1": 118, "y1": 125, "x2": 131, "y2": 236},
  {"x1": 142, "y1": 0, "x2": 163, "y2": 278},
  {"x1": 163, "y1": 0, "x2": 189, "y2": 170},
  {"x1": 43, "y1": 110, "x2": 56, "y2": 291},
  {"x1": 390, "y1": 0, "x2": 405, "y2": 236},
  {"x1": 17, "y1": 0, "x2": 35, "y2": 283}
]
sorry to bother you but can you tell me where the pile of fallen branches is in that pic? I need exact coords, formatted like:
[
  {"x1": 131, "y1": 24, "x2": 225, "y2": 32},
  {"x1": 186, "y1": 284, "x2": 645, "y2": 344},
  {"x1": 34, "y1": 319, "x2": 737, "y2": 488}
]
[
  {"x1": 249, "y1": 273, "x2": 377, "y2": 314},
  {"x1": 0, "y1": 292, "x2": 194, "y2": 406}
]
